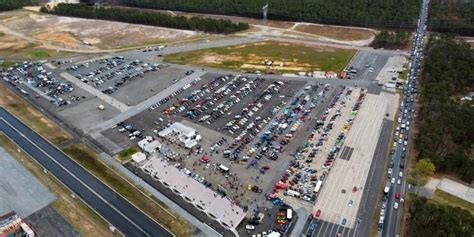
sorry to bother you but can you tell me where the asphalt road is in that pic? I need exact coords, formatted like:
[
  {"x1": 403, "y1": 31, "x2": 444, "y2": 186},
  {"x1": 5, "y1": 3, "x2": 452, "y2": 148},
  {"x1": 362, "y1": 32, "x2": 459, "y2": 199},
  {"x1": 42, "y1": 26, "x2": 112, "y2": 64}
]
[
  {"x1": 357, "y1": 119, "x2": 393, "y2": 237},
  {"x1": 382, "y1": 0, "x2": 430, "y2": 235},
  {"x1": 0, "y1": 107, "x2": 172, "y2": 237}
]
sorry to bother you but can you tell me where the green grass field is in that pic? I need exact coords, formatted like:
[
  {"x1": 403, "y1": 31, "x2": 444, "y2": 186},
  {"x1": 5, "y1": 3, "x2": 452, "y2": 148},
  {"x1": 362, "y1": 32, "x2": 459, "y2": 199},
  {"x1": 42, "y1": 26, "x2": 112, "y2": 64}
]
[
  {"x1": 118, "y1": 145, "x2": 139, "y2": 162},
  {"x1": 30, "y1": 49, "x2": 50, "y2": 58},
  {"x1": 432, "y1": 189, "x2": 474, "y2": 215},
  {"x1": 165, "y1": 41, "x2": 356, "y2": 73},
  {"x1": 0, "y1": 31, "x2": 5, "y2": 37},
  {"x1": 0, "y1": 61, "x2": 16, "y2": 68}
]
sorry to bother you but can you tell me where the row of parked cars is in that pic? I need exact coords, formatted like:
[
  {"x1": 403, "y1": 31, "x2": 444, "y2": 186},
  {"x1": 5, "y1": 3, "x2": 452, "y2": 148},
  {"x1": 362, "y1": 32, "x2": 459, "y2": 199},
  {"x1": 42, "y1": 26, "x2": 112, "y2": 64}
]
[
  {"x1": 1, "y1": 61, "x2": 79, "y2": 107},
  {"x1": 72, "y1": 56, "x2": 160, "y2": 94}
]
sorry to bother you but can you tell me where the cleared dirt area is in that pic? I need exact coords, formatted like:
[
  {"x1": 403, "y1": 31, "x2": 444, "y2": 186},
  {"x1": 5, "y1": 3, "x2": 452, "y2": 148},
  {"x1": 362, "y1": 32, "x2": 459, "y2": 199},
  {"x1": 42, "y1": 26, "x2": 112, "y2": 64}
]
[
  {"x1": 0, "y1": 10, "x2": 201, "y2": 50},
  {"x1": 165, "y1": 41, "x2": 356, "y2": 73},
  {"x1": 0, "y1": 30, "x2": 74, "y2": 59},
  {"x1": 294, "y1": 23, "x2": 375, "y2": 41}
]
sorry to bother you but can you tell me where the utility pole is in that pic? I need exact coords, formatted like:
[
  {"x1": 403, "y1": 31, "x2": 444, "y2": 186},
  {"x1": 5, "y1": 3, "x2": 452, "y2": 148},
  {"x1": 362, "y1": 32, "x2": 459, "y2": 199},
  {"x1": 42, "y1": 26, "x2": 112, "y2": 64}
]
[
  {"x1": 262, "y1": 3, "x2": 269, "y2": 22},
  {"x1": 93, "y1": 0, "x2": 103, "y2": 10}
]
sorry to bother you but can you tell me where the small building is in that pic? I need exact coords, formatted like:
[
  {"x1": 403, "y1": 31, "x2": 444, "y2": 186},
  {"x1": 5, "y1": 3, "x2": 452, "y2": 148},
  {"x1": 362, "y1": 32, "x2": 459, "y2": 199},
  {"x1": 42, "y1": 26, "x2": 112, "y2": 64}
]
[
  {"x1": 138, "y1": 138, "x2": 161, "y2": 153},
  {"x1": 131, "y1": 152, "x2": 147, "y2": 164},
  {"x1": 158, "y1": 122, "x2": 201, "y2": 148}
]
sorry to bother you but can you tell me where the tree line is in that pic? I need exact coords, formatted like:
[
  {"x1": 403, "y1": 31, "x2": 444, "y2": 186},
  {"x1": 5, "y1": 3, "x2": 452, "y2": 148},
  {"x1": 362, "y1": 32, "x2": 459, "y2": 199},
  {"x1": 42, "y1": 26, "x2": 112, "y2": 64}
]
[
  {"x1": 429, "y1": 0, "x2": 474, "y2": 36},
  {"x1": 123, "y1": 0, "x2": 422, "y2": 29},
  {"x1": 41, "y1": 3, "x2": 249, "y2": 34},
  {"x1": 407, "y1": 196, "x2": 474, "y2": 236},
  {"x1": 415, "y1": 35, "x2": 474, "y2": 183},
  {"x1": 370, "y1": 30, "x2": 410, "y2": 49},
  {"x1": 0, "y1": 0, "x2": 33, "y2": 12}
]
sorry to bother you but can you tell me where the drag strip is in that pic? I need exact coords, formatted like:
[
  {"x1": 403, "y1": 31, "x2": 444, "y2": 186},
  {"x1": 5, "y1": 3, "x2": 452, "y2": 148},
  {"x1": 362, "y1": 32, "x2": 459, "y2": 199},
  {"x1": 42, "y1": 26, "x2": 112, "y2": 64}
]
[{"x1": 0, "y1": 107, "x2": 172, "y2": 237}]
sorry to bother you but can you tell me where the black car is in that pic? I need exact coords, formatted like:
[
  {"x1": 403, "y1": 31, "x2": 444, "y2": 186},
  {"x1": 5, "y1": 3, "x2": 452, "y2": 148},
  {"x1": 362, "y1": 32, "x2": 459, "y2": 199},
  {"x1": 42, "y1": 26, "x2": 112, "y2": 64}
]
[{"x1": 400, "y1": 163, "x2": 405, "y2": 169}]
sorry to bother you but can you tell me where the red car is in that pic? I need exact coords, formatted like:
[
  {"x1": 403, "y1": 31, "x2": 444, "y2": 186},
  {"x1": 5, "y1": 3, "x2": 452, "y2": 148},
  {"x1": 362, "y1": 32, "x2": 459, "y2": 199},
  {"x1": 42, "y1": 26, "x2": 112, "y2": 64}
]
[
  {"x1": 315, "y1": 209, "x2": 322, "y2": 218},
  {"x1": 395, "y1": 192, "x2": 400, "y2": 199}
]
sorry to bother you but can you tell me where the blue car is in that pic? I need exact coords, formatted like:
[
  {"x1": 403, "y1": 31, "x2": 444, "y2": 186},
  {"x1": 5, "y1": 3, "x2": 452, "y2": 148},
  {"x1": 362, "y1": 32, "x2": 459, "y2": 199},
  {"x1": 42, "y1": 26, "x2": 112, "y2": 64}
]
[{"x1": 341, "y1": 218, "x2": 347, "y2": 226}]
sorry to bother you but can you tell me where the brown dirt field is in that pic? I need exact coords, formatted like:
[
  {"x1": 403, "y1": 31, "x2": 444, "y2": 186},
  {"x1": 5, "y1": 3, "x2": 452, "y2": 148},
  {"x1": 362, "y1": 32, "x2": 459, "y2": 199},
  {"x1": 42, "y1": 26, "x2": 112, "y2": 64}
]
[
  {"x1": 0, "y1": 33, "x2": 30, "y2": 50},
  {"x1": 295, "y1": 24, "x2": 374, "y2": 41},
  {"x1": 0, "y1": 10, "x2": 201, "y2": 50},
  {"x1": 35, "y1": 31, "x2": 83, "y2": 49}
]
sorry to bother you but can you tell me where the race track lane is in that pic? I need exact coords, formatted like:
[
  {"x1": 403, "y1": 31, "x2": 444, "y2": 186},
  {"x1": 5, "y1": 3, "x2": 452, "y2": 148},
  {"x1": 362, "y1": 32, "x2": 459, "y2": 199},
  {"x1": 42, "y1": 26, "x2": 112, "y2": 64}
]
[{"x1": 0, "y1": 107, "x2": 172, "y2": 237}]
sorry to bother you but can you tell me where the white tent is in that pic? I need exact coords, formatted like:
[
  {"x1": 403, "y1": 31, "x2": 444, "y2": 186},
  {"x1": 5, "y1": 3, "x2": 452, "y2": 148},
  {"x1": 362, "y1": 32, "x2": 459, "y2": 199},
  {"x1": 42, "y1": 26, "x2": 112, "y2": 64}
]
[{"x1": 131, "y1": 152, "x2": 146, "y2": 164}]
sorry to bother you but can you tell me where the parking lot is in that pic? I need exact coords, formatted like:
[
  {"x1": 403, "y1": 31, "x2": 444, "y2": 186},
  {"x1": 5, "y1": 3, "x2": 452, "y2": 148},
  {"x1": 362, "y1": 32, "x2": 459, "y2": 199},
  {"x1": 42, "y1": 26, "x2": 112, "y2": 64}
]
[
  {"x1": 108, "y1": 73, "x2": 314, "y2": 205},
  {"x1": 274, "y1": 87, "x2": 364, "y2": 207},
  {"x1": 67, "y1": 57, "x2": 189, "y2": 106},
  {"x1": 1, "y1": 61, "x2": 91, "y2": 108},
  {"x1": 312, "y1": 93, "x2": 387, "y2": 228}
]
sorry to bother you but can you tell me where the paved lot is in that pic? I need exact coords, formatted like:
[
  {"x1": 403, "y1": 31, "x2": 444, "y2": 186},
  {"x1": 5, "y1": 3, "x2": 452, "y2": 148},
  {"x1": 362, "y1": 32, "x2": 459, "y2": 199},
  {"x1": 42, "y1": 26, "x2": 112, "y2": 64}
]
[
  {"x1": 57, "y1": 97, "x2": 121, "y2": 132},
  {"x1": 0, "y1": 147, "x2": 56, "y2": 218},
  {"x1": 375, "y1": 56, "x2": 407, "y2": 85},
  {"x1": 111, "y1": 66, "x2": 186, "y2": 106},
  {"x1": 425, "y1": 178, "x2": 474, "y2": 204},
  {"x1": 26, "y1": 205, "x2": 80, "y2": 237},
  {"x1": 87, "y1": 70, "x2": 206, "y2": 134},
  {"x1": 313, "y1": 93, "x2": 387, "y2": 228},
  {"x1": 348, "y1": 51, "x2": 390, "y2": 83},
  {"x1": 60, "y1": 71, "x2": 130, "y2": 112}
]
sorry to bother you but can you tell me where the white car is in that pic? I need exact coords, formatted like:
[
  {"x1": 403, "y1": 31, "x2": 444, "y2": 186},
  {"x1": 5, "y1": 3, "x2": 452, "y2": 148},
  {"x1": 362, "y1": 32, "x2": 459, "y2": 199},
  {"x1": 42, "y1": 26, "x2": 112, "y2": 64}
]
[
  {"x1": 245, "y1": 225, "x2": 255, "y2": 230},
  {"x1": 394, "y1": 202, "x2": 399, "y2": 209},
  {"x1": 397, "y1": 179, "x2": 401, "y2": 185},
  {"x1": 391, "y1": 177, "x2": 396, "y2": 184},
  {"x1": 399, "y1": 171, "x2": 404, "y2": 178}
]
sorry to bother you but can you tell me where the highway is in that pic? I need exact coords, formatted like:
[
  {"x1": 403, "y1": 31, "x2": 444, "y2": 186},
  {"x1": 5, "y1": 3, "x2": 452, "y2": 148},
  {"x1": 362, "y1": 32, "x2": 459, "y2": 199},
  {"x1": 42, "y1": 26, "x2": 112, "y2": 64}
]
[
  {"x1": 381, "y1": 0, "x2": 430, "y2": 236},
  {"x1": 0, "y1": 107, "x2": 172, "y2": 237}
]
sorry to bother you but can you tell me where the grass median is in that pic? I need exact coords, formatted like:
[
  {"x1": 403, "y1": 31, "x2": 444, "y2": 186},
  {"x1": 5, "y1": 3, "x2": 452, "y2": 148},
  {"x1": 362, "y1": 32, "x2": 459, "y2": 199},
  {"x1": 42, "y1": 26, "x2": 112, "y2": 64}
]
[
  {"x1": 62, "y1": 143, "x2": 194, "y2": 236},
  {"x1": 165, "y1": 40, "x2": 356, "y2": 74},
  {"x1": 0, "y1": 85, "x2": 71, "y2": 145},
  {"x1": 117, "y1": 145, "x2": 139, "y2": 163},
  {"x1": 0, "y1": 135, "x2": 120, "y2": 237}
]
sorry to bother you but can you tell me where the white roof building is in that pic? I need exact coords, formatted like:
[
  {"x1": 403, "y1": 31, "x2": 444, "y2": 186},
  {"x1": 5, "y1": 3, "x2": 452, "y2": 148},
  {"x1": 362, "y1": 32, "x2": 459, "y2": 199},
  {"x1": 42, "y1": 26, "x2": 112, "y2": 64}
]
[
  {"x1": 158, "y1": 122, "x2": 200, "y2": 148},
  {"x1": 141, "y1": 155, "x2": 247, "y2": 229},
  {"x1": 131, "y1": 152, "x2": 147, "y2": 164},
  {"x1": 138, "y1": 138, "x2": 161, "y2": 153}
]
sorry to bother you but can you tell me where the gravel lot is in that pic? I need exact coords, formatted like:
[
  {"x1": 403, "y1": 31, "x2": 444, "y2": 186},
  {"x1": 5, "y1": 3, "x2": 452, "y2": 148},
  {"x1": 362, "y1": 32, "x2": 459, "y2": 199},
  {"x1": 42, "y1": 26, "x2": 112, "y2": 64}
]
[{"x1": 0, "y1": 147, "x2": 56, "y2": 218}]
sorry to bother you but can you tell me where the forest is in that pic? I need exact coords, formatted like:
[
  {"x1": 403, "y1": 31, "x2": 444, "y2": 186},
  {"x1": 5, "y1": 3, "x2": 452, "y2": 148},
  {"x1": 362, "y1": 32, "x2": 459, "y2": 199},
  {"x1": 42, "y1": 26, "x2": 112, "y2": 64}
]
[
  {"x1": 370, "y1": 30, "x2": 410, "y2": 49},
  {"x1": 415, "y1": 35, "x2": 474, "y2": 183},
  {"x1": 0, "y1": 0, "x2": 33, "y2": 12},
  {"x1": 123, "y1": 0, "x2": 422, "y2": 29},
  {"x1": 407, "y1": 197, "x2": 474, "y2": 236},
  {"x1": 41, "y1": 3, "x2": 249, "y2": 34},
  {"x1": 429, "y1": 0, "x2": 474, "y2": 36}
]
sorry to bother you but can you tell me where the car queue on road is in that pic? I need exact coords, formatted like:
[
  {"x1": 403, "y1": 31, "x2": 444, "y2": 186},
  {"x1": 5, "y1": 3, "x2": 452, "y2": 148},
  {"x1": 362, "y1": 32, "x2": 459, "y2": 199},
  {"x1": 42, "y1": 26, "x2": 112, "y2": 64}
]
[{"x1": 379, "y1": 0, "x2": 430, "y2": 234}]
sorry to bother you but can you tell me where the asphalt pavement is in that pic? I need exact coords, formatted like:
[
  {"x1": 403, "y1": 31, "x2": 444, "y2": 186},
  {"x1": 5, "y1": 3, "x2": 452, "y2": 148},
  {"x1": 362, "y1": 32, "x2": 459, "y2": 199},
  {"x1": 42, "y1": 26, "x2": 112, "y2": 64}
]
[{"x1": 0, "y1": 107, "x2": 172, "y2": 237}]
